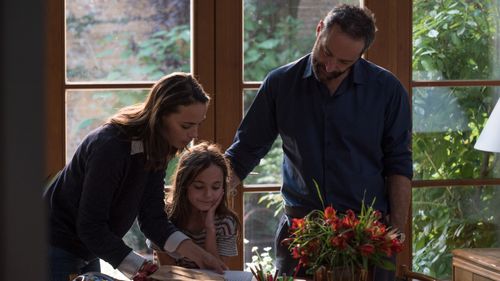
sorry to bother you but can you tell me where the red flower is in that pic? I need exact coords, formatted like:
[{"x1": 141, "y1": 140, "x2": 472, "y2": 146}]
[
  {"x1": 366, "y1": 224, "x2": 387, "y2": 241},
  {"x1": 330, "y1": 219, "x2": 340, "y2": 231},
  {"x1": 341, "y1": 210, "x2": 359, "y2": 229},
  {"x1": 390, "y1": 238, "x2": 403, "y2": 253},
  {"x1": 331, "y1": 230, "x2": 354, "y2": 250},
  {"x1": 324, "y1": 206, "x2": 337, "y2": 220},
  {"x1": 292, "y1": 246, "x2": 301, "y2": 259},
  {"x1": 359, "y1": 244, "x2": 375, "y2": 256},
  {"x1": 290, "y1": 218, "x2": 304, "y2": 231},
  {"x1": 343, "y1": 230, "x2": 355, "y2": 240},
  {"x1": 300, "y1": 256, "x2": 309, "y2": 266}
]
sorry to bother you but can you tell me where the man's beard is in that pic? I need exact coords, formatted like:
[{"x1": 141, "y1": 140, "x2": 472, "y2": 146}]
[{"x1": 312, "y1": 56, "x2": 350, "y2": 83}]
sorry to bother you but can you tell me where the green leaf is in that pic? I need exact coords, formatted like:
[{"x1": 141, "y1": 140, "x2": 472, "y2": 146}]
[
  {"x1": 312, "y1": 179, "x2": 325, "y2": 209},
  {"x1": 427, "y1": 29, "x2": 439, "y2": 38},
  {"x1": 257, "y1": 39, "x2": 280, "y2": 49}
]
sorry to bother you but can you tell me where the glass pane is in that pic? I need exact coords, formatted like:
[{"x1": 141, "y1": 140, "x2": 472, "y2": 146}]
[
  {"x1": 412, "y1": 87, "x2": 500, "y2": 180},
  {"x1": 413, "y1": 1, "x2": 500, "y2": 80},
  {"x1": 244, "y1": 0, "x2": 361, "y2": 81},
  {"x1": 244, "y1": 89, "x2": 258, "y2": 116},
  {"x1": 243, "y1": 90, "x2": 283, "y2": 185},
  {"x1": 412, "y1": 185, "x2": 500, "y2": 279},
  {"x1": 66, "y1": 1, "x2": 190, "y2": 82},
  {"x1": 244, "y1": 192, "x2": 283, "y2": 270},
  {"x1": 66, "y1": 89, "x2": 148, "y2": 162}
]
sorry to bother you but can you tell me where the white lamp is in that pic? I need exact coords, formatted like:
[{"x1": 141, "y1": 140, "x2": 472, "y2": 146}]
[{"x1": 474, "y1": 99, "x2": 500, "y2": 153}]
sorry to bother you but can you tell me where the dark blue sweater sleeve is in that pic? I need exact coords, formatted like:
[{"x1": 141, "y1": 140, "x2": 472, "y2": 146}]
[
  {"x1": 138, "y1": 170, "x2": 178, "y2": 248},
  {"x1": 382, "y1": 78, "x2": 413, "y2": 180},
  {"x1": 76, "y1": 138, "x2": 132, "y2": 267},
  {"x1": 225, "y1": 75, "x2": 279, "y2": 180}
]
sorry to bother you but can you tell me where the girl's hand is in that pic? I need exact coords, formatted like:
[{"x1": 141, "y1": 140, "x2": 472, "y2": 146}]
[
  {"x1": 205, "y1": 191, "x2": 224, "y2": 229},
  {"x1": 176, "y1": 239, "x2": 228, "y2": 274}
]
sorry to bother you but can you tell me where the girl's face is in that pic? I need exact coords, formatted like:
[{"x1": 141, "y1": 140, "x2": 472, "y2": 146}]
[
  {"x1": 187, "y1": 164, "x2": 224, "y2": 212},
  {"x1": 161, "y1": 102, "x2": 208, "y2": 149}
]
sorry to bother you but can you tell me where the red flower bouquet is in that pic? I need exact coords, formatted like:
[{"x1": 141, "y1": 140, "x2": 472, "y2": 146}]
[{"x1": 282, "y1": 199, "x2": 404, "y2": 279}]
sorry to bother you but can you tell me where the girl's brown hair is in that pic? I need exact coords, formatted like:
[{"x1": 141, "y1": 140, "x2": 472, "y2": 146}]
[
  {"x1": 167, "y1": 142, "x2": 240, "y2": 235},
  {"x1": 108, "y1": 72, "x2": 209, "y2": 170}
]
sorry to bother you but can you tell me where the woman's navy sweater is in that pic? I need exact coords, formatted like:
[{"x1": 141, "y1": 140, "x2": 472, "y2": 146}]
[{"x1": 45, "y1": 124, "x2": 177, "y2": 268}]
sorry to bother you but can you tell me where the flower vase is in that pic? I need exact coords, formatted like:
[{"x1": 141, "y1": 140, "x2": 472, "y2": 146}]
[{"x1": 314, "y1": 266, "x2": 372, "y2": 281}]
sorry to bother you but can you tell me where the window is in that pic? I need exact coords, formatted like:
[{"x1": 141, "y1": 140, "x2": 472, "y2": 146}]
[
  {"x1": 47, "y1": 0, "x2": 500, "y2": 277},
  {"x1": 47, "y1": 0, "x2": 216, "y2": 276},
  {"x1": 63, "y1": 0, "x2": 194, "y2": 277},
  {"x1": 64, "y1": 0, "x2": 192, "y2": 163},
  {"x1": 411, "y1": 1, "x2": 500, "y2": 279},
  {"x1": 47, "y1": 0, "x2": 410, "y2": 273}
]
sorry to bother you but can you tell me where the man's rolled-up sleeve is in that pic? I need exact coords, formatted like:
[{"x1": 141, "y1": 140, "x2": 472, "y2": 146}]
[{"x1": 382, "y1": 80, "x2": 413, "y2": 180}]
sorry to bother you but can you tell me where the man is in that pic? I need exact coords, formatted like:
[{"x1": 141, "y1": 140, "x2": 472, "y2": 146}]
[{"x1": 225, "y1": 4, "x2": 412, "y2": 280}]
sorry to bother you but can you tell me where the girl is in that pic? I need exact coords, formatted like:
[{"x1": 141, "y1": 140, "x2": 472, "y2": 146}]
[
  {"x1": 152, "y1": 142, "x2": 240, "y2": 267},
  {"x1": 44, "y1": 72, "x2": 227, "y2": 281}
]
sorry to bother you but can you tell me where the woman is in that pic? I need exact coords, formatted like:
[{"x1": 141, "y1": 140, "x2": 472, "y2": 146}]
[{"x1": 44, "y1": 72, "x2": 227, "y2": 281}]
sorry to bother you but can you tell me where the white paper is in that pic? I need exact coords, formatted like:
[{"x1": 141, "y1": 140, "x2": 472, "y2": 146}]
[
  {"x1": 148, "y1": 266, "x2": 255, "y2": 281},
  {"x1": 222, "y1": 270, "x2": 255, "y2": 281}
]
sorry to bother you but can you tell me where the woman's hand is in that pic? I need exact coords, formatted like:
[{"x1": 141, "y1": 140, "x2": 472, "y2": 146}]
[{"x1": 132, "y1": 260, "x2": 158, "y2": 281}]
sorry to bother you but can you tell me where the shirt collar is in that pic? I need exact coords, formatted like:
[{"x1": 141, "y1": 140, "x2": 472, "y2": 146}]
[
  {"x1": 302, "y1": 54, "x2": 314, "y2": 78},
  {"x1": 302, "y1": 53, "x2": 367, "y2": 85},
  {"x1": 131, "y1": 140, "x2": 144, "y2": 155}
]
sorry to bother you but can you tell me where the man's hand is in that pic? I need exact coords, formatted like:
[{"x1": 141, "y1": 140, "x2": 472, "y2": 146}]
[
  {"x1": 387, "y1": 174, "x2": 411, "y2": 233},
  {"x1": 175, "y1": 239, "x2": 228, "y2": 274},
  {"x1": 227, "y1": 170, "x2": 241, "y2": 196}
]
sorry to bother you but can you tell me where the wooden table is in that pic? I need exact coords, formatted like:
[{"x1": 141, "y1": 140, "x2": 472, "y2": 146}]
[{"x1": 452, "y1": 248, "x2": 500, "y2": 281}]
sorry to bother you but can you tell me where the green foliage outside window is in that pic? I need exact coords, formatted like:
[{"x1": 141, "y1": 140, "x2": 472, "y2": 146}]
[
  {"x1": 412, "y1": 0, "x2": 500, "y2": 278},
  {"x1": 242, "y1": 0, "x2": 312, "y2": 186},
  {"x1": 118, "y1": 25, "x2": 190, "y2": 81},
  {"x1": 244, "y1": 1, "x2": 310, "y2": 82}
]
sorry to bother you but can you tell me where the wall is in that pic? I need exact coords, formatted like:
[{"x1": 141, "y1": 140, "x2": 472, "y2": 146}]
[{"x1": 0, "y1": 0, "x2": 47, "y2": 280}]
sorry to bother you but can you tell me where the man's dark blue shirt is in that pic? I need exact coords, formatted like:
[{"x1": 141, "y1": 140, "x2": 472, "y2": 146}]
[{"x1": 226, "y1": 54, "x2": 412, "y2": 215}]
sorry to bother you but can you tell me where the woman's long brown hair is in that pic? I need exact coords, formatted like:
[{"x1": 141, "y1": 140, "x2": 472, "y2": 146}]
[{"x1": 108, "y1": 72, "x2": 210, "y2": 170}]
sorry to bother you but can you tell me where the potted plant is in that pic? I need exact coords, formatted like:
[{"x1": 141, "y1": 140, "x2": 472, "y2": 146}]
[{"x1": 282, "y1": 190, "x2": 404, "y2": 281}]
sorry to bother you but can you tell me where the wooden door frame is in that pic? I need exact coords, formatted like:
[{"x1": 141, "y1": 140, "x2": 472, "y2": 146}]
[
  {"x1": 214, "y1": 0, "x2": 244, "y2": 269},
  {"x1": 364, "y1": 0, "x2": 413, "y2": 271}
]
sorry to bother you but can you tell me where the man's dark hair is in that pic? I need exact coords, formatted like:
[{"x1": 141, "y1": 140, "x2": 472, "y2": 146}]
[{"x1": 323, "y1": 4, "x2": 377, "y2": 53}]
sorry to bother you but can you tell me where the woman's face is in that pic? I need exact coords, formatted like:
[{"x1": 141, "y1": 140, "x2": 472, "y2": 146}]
[
  {"x1": 161, "y1": 102, "x2": 208, "y2": 149},
  {"x1": 187, "y1": 164, "x2": 224, "y2": 212}
]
